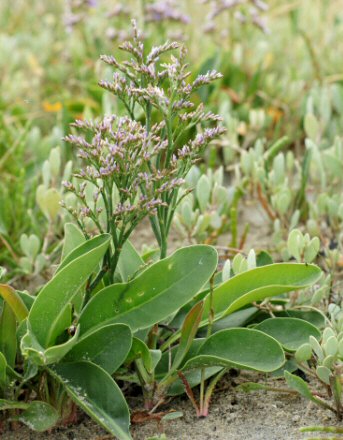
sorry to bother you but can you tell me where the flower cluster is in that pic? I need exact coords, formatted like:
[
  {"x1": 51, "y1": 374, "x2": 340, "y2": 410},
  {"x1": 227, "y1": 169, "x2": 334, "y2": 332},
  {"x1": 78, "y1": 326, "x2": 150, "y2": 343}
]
[
  {"x1": 202, "y1": 0, "x2": 269, "y2": 34},
  {"x1": 145, "y1": 1, "x2": 190, "y2": 25},
  {"x1": 63, "y1": 0, "x2": 97, "y2": 33},
  {"x1": 98, "y1": 20, "x2": 225, "y2": 257},
  {"x1": 63, "y1": 116, "x2": 187, "y2": 237}
]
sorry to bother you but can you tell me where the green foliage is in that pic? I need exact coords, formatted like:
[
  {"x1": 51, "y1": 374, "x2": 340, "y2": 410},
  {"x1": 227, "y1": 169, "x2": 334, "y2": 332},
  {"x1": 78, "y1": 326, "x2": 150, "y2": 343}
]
[
  {"x1": 1, "y1": 0, "x2": 343, "y2": 436},
  {"x1": 0, "y1": 234, "x2": 323, "y2": 435}
]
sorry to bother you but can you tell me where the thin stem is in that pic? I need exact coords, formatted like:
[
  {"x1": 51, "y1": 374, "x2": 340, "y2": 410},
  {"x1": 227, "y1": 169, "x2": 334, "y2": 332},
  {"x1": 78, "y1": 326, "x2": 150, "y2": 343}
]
[
  {"x1": 199, "y1": 368, "x2": 206, "y2": 416},
  {"x1": 199, "y1": 274, "x2": 215, "y2": 416},
  {"x1": 177, "y1": 371, "x2": 200, "y2": 417},
  {"x1": 202, "y1": 368, "x2": 228, "y2": 417}
]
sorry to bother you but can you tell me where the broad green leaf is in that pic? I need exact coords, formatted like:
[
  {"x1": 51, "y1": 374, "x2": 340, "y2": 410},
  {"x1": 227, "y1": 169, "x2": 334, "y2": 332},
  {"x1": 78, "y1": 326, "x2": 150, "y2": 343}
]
[
  {"x1": 255, "y1": 318, "x2": 321, "y2": 351},
  {"x1": 28, "y1": 234, "x2": 111, "y2": 347},
  {"x1": 57, "y1": 232, "x2": 108, "y2": 274},
  {"x1": 61, "y1": 223, "x2": 86, "y2": 261},
  {"x1": 50, "y1": 361, "x2": 132, "y2": 440},
  {"x1": 21, "y1": 322, "x2": 80, "y2": 366},
  {"x1": 0, "y1": 303, "x2": 17, "y2": 366},
  {"x1": 79, "y1": 245, "x2": 218, "y2": 334},
  {"x1": 183, "y1": 328, "x2": 285, "y2": 372},
  {"x1": 169, "y1": 301, "x2": 204, "y2": 374},
  {"x1": 44, "y1": 328, "x2": 80, "y2": 364},
  {"x1": 14, "y1": 401, "x2": 59, "y2": 432},
  {"x1": 116, "y1": 240, "x2": 144, "y2": 282},
  {"x1": 0, "y1": 284, "x2": 28, "y2": 322},
  {"x1": 270, "y1": 358, "x2": 298, "y2": 378},
  {"x1": 200, "y1": 307, "x2": 258, "y2": 335},
  {"x1": 274, "y1": 309, "x2": 325, "y2": 328},
  {"x1": 202, "y1": 264, "x2": 321, "y2": 324},
  {"x1": 65, "y1": 324, "x2": 132, "y2": 374}
]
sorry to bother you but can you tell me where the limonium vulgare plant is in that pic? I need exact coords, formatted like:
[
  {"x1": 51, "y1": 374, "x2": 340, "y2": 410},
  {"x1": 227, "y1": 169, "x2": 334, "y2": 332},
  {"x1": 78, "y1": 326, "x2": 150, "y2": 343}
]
[
  {"x1": 97, "y1": 20, "x2": 224, "y2": 256},
  {"x1": 63, "y1": 21, "x2": 224, "y2": 289}
]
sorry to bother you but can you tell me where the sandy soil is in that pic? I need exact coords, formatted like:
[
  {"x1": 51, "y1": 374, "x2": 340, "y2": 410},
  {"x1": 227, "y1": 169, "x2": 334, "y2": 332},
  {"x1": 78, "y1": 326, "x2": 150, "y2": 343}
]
[{"x1": 2, "y1": 372, "x2": 341, "y2": 440}]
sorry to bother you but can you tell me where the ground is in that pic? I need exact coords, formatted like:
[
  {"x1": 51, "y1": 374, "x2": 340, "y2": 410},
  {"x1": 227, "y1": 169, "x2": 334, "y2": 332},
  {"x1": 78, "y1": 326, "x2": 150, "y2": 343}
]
[{"x1": 2, "y1": 373, "x2": 340, "y2": 439}]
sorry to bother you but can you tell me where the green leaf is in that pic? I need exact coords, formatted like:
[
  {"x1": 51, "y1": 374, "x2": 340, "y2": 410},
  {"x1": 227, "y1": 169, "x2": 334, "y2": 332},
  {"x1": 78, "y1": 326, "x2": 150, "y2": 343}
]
[
  {"x1": 162, "y1": 411, "x2": 183, "y2": 421},
  {"x1": 284, "y1": 371, "x2": 313, "y2": 400},
  {"x1": 256, "y1": 251, "x2": 273, "y2": 266},
  {"x1": 79, "y1": 245, "x2": 218, "y2": 334},
  {"x1": 0, "y1": 399, "x2": 28, "y2": 410},
  {"x1": 125, "y1": 337, "x2": 153, "y2": 373},
  {"x1": 43, "y1": 328, "x2": 80, "y2": 364},
  {"x1": 0, "y1": 303, "x2": 17, "y2": 366},
  {"x1": 28, "y1": 234, "x2": 111, "y2": 347},
  {"x1": 16, "y1": 291, "x2": 35, "y2": 310},
  {"x1": 21, "y1": 322, "x2": 80, "y2": 366},
  {"x1": 20, "y1": 234, "x2": 40, "y2": 259},
  {"x1": 304, "y1": 113, "x2": 319, "y2": 140},
  {"x1": 255, "y1": 318, "x2": 321, "y2": 351},
  {"x1": 201, "y1": 263, "x2": 321, "y2": 325},
  {"x1": 270, "y1": 358, "x2": 298, "y2": 378},
  {"x1": 0, "y1": 400, "x2": 59, "y2": 431},
  {"x1": 0, "y1": 352, "x2": 7, "y2": 387},
  {"x1": 61, "y1": 223, "x2": 86, "y2": 261},
  {"x1": 183, "y1": 328, "x2": 285, "y2": 372},
  {"x1": 65, "y1": 324, "x2": 132, "y2": 374},
  {"x1": 15, "y1": 401, "x2": 59, "y2": 432},
  {"x1": 116, "y1": 240, "x2": 144, "y2": 282},
  {"x1": 50, "y1": 361, "x2": 132, "y2": 440},
  {"x1": 169, "y1": 301, "x2": 204, "y2": 374},
  {"x1": 201, "y1": 307, "x2": 258, "y2": 335},
  {"x1": 274, "y1": 309, "x2": 325, "y2": 328},
  {"x1": 0, "y1": 284, "x2": 28, "y2": 322},
  {"x1": 316, "y1": 365, "x2": 331, "y2": 385},
  {"x1": 57, "y1": 233, "x2": 109, "y2": 274},
  {"x1": 295, "y1": 343, "x2": 313, "y2": 362}
]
